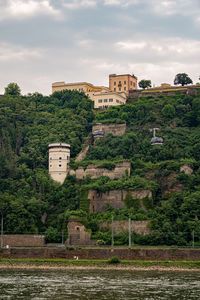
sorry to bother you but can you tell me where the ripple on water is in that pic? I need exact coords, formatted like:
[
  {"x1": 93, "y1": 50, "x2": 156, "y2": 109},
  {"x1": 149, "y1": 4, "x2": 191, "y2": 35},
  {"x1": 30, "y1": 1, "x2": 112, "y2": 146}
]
[{"x1": 0, "y1": 269, "x2": 200, "y2": 300}]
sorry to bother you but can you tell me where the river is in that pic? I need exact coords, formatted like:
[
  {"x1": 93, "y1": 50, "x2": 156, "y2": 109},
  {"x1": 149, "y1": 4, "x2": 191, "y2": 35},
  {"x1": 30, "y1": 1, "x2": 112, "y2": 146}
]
[{"x1": 0, "y1": 269, "x2": 200, "y2": 299}]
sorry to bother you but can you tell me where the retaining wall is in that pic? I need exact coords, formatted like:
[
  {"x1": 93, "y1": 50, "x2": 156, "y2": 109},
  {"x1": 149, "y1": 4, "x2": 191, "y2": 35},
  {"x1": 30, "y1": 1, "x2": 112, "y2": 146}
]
[{"x1": 0, "y1": 248, "x2": 200, "y2": 261}]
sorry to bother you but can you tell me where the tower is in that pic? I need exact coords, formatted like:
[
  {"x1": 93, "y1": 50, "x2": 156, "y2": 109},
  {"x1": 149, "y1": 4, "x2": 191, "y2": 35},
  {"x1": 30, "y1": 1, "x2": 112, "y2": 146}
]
[{"x1": 48, "y1": 143, "x2": 70, "y2": 184}]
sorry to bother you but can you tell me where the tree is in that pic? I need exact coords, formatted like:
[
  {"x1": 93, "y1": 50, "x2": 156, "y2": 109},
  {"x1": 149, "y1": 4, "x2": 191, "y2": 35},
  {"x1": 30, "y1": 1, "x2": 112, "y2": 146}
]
[
  {"x1": 174, "y1": 73, "x2": 193, "y2": 86},
  {"x1": 4, "y1": 82, "x2": 21, "y2": 96},
  {"x1": 139, "y1": 80, "x2": 151, "y2": 89}
]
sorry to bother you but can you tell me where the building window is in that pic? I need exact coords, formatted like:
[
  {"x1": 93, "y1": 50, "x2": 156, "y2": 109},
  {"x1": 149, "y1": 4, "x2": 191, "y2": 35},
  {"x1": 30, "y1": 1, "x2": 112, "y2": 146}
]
[
  {"x1": 59, "y1": 157, "x2": 62, "y2": 160},
  {"x1": 124, "y1": 81, "x2": 126, "y2": 84},
  {"x1": 50, "y1": 165, "x2": 52, "y2": 167},
  {"x1": 98, "y1": 99, "x2": 102, "y2": 103},
  {"x1": 124, "y1": 87, "x2": 126, "y2": 91},
  {"x1": 114, "y1": 82, "x2": 116, "y2": 86},
  {"x1": 131, "y1": 81, "x2": 132, "y2": 85},
  {"x1": 116, "y1": 100, "x2": 119, "y2": 103},
  {"x1": 119, "y1": 81, "x2": 121, "y2": 84},
  {"x1": 114, "y1": 88, "x2": 116, "y2": 91},
  {"x1": 104, "y1": 99, "x2": 108, "y2": 103},
  {"x1": 76, "y1": 227, "x2": 80, "y2": 231},
  {"x1": 133, "y1": 83, "x2": 136, "y2": 87},
  {"x1": 50, "y1": 157, "x2": 52, "y2": 160},
  {"x1": 59, "y1": 164, "x2": 62, "y2": 167},
  {"x1": 99, "y1": 106, "x2": 102, "y2": 108},
  {"x1": 119, "y1": 87, "x2": 121, "y2": 91},
  {"x1": 109, "y1": 99, "x2": 113, "y2": 102}
]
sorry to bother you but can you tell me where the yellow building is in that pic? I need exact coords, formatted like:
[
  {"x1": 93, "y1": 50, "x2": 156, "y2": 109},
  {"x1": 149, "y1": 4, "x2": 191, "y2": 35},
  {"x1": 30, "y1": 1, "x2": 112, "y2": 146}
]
[
  {"x1": 91, "y1": 91, "x2": 126, "y2": 109},
  {"x1": 109, "y1": 74, "x2": 137, "y2": 94},
  {"x1": 52, "y1": 81, "x2": 102, "y2": 94}
]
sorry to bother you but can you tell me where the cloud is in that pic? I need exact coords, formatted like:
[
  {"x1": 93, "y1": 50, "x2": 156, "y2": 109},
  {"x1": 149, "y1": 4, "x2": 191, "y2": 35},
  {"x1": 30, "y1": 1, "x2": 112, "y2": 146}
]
[
  {"x1": 150, "y1": 0, "x2": 200, "y2": 16},
  {"x1": 63, "y1": 0, "x2": 97, "y2": 9},
  {"x1": 0, "y1": 0, "x2": 60, "y2": 21},
  {"x1": 115, "y1": 37, "x2": 200, "y2": 59},
  {"x1": 103, "y1": 0, "x2": 139, "y2": 7},
  {"x1": 0, "y1": 43, "x2": 42, "y2": 61}
]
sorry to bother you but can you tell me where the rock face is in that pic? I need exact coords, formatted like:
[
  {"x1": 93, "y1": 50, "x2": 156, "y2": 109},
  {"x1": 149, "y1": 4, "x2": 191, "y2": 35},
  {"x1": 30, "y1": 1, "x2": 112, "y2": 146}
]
[
  {"x1": 70, "y1": 162, "x2": 131, "y2": 180},
  {"x1": 66, "y1": 221, "x2": 96, "y2": 246},
  {"x1": 89, "y1": 189, "x2": 152, "y2": 213},
  {"x1": 100, "y1": 220, "x2": 150, "y2": 235},
  {"x1": 92, "y1": 123, "x2": 126, "y2": 137},
  {"x1": 180, "y1": 164, "x2": 193, "y2": 175}
]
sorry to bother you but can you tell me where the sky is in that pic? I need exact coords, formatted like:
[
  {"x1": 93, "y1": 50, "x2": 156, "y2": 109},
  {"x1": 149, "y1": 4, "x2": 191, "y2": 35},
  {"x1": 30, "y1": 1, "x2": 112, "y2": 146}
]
[{"x1": 0, "y1": 0, "x2": 200, "y2": 95}]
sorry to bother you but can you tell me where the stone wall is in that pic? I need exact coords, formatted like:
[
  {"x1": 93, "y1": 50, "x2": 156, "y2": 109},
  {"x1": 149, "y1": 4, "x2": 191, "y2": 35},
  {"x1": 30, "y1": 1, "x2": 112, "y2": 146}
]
[
  {"x1": 1, "y1": 247, "x2": 200, "y2": 261},
  {"x1": 2, "y1": 235, "x2": 45, "y2": 247},
  {"x1": 89, "y1": 189, "x2": 152, "y2": 212},
  {"x1": 70, "y1": 162, "x2": 131, "y2": 180},
  {"x1": 75, "y1": 145, "x2": 90, "y2": 162},
  {"x1": 128, "y1": 85, "x2": 200, "y2": 100},
  {"x1": 66, "y1": 221, "x2": 96, "y2": 246},
  {"x1": 100, "y1": 220, "x2": 150, "y2": 235},
  {"x1": 92, "y1": 123, "x2": 126, "y2": 137}
]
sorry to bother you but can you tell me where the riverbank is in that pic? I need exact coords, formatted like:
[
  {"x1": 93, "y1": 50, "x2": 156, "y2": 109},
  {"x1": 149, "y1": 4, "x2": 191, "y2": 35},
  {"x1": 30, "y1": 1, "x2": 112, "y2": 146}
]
[{"x1": 0, "y1": 258, "x2": 200, "y2": 271}]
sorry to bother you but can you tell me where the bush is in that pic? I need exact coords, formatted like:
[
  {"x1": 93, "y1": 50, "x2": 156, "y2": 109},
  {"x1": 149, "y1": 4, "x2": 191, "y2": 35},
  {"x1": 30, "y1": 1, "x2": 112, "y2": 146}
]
[{"x1": 108, "y1": 256, "x2": 121, "y2": 264}]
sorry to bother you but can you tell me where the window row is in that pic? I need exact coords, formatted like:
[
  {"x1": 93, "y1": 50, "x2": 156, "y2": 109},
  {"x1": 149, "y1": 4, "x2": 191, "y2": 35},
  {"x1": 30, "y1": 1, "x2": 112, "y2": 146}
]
[
  {"x1": 114, "y1": 80, "x2": 126, "y2": 85},
  {"x1": 98, "y1": 98, "x2": 113, "y2": 103},
  {"x1": 50, "y1": 156, "x2": 70, "y2": 160}
]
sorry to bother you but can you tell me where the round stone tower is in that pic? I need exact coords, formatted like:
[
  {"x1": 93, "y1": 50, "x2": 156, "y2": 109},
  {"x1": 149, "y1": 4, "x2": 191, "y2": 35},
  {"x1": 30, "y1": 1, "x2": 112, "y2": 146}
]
[{"x1": 48, "y1": 143, "x2": 70, "y2": 184}]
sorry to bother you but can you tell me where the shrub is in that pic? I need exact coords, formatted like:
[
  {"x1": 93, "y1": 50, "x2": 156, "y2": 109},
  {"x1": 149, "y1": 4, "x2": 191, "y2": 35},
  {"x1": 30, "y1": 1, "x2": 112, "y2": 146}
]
[{"x1": 108, "y1": 256, "x2": 121, "y2": 264}]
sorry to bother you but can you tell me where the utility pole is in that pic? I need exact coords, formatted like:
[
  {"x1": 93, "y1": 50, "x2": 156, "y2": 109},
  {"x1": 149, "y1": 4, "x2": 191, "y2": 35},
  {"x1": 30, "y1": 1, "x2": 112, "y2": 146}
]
[
  {"x1": 111, "y1": 216, "x2": 114, "y2": 248},
  {"x1": 192, "y1": 230, "x2": 194, "y2": 248},
  {"x1": 128, "y1": 218, "x2": 131, "y2": 248},
  {"x1": 1, "y1": 214, "x2": 3, "y2": 248}
]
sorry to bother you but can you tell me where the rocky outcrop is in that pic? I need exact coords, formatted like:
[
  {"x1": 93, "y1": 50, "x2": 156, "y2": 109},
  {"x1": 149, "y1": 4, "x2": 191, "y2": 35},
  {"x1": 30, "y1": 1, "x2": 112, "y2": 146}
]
[
  {"x1": 70, "y1": 161, "x2": 131, "y2": 180},
  {"x1": 100, "y1": 220, "x2": 150, "y2": 235},
  {"x1": 180, "y1": 164, "x2": 193, "y2": 175},
  {"x1": 89, "y1": 189, "x2": 152, "y2": 213}
]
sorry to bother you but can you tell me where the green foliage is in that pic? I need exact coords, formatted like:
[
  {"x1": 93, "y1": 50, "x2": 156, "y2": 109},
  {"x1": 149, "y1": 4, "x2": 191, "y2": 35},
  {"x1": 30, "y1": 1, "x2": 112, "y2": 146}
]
[
  {"x1": 174, "y1": 73, "x2": 193, "y2": 86},
  {"x1": 108, "y1": 257, "x2": 121, "y2": 264},
  {"x1": 161, "y1": 104, "x2": 175, "y2": 118},
  {"x1": 138, "y1": 79, "x2": 152, "y2": 89},
  {"x1": 4, "y1": 82, "x2": 21, "y2": 96},
  {"x1": 45, "y1": 227, "x2": 61, "y2": 243},
  {"x1": 79, "y1": 190, "x2": 90, "y2": 213}
]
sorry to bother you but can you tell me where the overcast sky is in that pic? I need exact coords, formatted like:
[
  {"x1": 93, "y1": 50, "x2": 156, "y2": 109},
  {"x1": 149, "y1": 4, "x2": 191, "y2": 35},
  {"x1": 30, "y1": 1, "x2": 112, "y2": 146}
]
[{"x1": 0, "y1": 0, "x2": 200, "y2": 95}]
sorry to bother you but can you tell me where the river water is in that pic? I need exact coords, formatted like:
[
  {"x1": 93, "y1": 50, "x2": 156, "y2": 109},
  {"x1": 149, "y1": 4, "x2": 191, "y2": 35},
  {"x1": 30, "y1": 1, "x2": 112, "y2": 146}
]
[{"x1": 0, "y1": 269, "x2": 200, "y2": 299}]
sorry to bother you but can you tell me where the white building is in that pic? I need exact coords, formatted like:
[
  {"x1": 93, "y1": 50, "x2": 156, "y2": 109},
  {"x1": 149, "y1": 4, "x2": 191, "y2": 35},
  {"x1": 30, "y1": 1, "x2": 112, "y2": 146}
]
[{"x1": 48, "y1": 143, "x2": 70, "y2": 184}]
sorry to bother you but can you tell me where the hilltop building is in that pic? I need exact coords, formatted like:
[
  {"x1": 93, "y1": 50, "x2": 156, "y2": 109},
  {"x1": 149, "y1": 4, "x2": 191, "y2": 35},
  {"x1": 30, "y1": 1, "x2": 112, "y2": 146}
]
[
  {"x1": 48, "y1": 143, "x2": 70, "y2": 184},
  {"x1": 109, "y1": 74, "x2": 137, "y2": 94},
  {"x1": 52, "y1": 74, "x2": 131, "y2": 109},
  {"x1": 91, "y1": 90, "x2": 126, "y2": 109}
]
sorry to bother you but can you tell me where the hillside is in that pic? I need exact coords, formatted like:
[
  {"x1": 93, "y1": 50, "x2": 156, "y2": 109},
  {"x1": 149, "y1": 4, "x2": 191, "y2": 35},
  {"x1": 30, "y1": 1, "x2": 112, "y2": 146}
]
[{"x1": 0, "y1": 89, "x2": 200, "y2": 246}]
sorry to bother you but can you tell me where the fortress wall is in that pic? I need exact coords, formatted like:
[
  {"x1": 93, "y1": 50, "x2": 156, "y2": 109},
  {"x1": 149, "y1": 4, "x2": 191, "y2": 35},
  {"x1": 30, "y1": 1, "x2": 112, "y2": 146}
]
[
  {"x1": 2, "y1": 235, "x2": 45, "y2": 247},
  {"x1": 100, "y1": 220, "x2": 150, "y2": 235},
  {"x1": 70, "y1": 162, "x2": 131, "y2": 180},
  {"x1": 89, "y1": 189, "x2": 152, "y2": 213},
  {"x1": 92, "y1": 123, "x2": 126, "y2": 136}
]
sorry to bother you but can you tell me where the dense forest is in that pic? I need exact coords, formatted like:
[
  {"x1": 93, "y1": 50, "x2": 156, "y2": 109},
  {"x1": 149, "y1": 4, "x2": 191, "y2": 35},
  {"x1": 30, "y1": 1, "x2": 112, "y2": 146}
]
[{"x1": 0, "y1": 87, "x2": 200, "y2": 245}]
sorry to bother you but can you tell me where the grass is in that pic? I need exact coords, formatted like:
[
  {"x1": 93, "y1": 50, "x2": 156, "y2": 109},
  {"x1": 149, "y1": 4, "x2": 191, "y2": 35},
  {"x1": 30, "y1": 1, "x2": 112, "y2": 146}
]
[{"x1": 0, "y1": 258, "x2": 200, "y2": 270}]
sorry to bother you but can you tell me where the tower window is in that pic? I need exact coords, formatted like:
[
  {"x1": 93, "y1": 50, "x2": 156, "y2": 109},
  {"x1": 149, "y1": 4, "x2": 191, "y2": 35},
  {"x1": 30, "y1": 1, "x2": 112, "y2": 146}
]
[
  {"x1": 59, "y1": 157, "x2": 62, "y2": 160},
  {"x1": 59, "y1": 164, "x2": 62, "y2": 167},
  {"x1": 114, "y1": 82, "x2": 116, "y2": 86}
]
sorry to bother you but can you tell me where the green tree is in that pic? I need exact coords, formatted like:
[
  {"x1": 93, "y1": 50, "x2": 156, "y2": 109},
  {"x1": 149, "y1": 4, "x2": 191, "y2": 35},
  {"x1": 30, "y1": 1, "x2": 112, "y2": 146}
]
[
  {"x1": 174, "y1": 73, "x2": 193, "y2": 86},
  {"x1": 139, "y1": 80, "x2": 152, "y2": 89},
  {"x1": 4, "y1": 83, "x2": 21, "y2": 96},
  {"x1": 161, "y1": 104, "x2": 175, "y2": 118}
]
